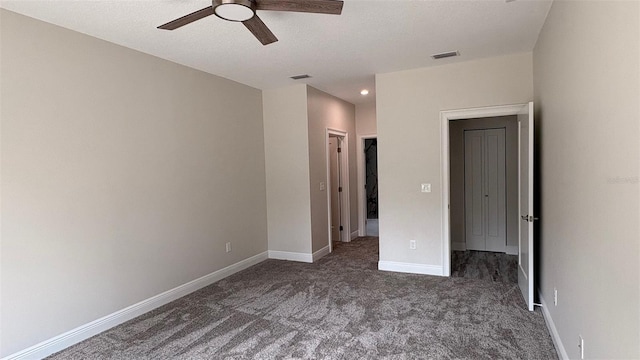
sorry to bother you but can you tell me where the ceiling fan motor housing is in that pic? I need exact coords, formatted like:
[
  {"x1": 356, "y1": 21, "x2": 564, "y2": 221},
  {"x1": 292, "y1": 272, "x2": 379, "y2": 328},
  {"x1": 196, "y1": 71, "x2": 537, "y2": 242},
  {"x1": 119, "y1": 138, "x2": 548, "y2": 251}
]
[{"x1": 212, "y1": 0, "x2": 256, "y2": 22}]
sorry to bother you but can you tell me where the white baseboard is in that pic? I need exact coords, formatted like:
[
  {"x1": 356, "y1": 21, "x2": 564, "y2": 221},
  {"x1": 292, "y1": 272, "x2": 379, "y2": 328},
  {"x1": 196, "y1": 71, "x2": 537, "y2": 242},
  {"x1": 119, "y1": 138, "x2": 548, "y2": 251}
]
[
  {"x1": 378, "y1": 261, "x2": 443, "y2": 276},
  {"x1": 1, "y1": 251, "x2": 268, "y2": 360},
  {"x1": 506, "y1": 245, "x2": 518, "y2": 255},
  {"x1": 539, "y1": 290, "x2": 568, "y2": 360},
  {"x1": 267, "y1": 250, "x2": 313, "y2": 263},
  {"x1": 312, "y1": 245, "x2": 330, "y2": 262},
  {"x1": 350, "y1": 230, "x2": 359, "y2": 240},
  {"x1": 452, "y1": 242, "x2": 467, "y2": 251}
]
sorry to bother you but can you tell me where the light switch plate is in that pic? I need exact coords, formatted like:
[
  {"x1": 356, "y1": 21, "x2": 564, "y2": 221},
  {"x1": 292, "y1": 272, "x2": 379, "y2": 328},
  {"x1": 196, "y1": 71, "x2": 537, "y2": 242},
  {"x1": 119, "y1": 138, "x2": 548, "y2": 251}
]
[{"x1": 421, "y1": 183, "x2": 431, "y2": 193}]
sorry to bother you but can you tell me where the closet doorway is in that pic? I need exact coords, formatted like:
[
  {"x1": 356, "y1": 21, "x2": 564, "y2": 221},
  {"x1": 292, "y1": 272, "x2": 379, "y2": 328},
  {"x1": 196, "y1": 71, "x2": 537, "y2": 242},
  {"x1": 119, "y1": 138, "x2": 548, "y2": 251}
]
[{"x1": 449, "y1": 116, "x2": 519, "y2": 256}]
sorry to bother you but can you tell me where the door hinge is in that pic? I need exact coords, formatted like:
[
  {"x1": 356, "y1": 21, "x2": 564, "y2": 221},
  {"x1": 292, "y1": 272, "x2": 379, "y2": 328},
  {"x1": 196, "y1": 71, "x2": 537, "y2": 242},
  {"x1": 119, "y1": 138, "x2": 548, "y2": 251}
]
[
  {"x1": 339, "y1": 226, "x2": 343, "y2": 231},
  {"x1": 338, "y1": 187, "x2": 342, "y2": 192},
  {"x1": 337, "y1": 147, "x2": 342, "y2": 153}
]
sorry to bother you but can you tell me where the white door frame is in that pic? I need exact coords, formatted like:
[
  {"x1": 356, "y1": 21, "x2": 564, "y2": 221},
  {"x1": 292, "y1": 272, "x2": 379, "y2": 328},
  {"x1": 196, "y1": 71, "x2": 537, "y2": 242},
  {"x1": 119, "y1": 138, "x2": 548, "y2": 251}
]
[
  {"x1": 326, "y1": 128, "x2": 351, "y2": 250},
  {"x1": 440, "y1": 103, "x2": 528, "y2": 276},
  {"x1": 357, "y1": 133, "x2": 377, "y2": 237}
]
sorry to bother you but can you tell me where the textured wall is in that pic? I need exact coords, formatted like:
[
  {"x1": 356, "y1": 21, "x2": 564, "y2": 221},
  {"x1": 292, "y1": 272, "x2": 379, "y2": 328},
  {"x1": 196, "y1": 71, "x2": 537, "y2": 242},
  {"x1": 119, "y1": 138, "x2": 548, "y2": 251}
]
[
  {"x1": 533, "y1": 1, "x2": 639, "y2": 358},
  {"x1": 1, "y1": 10, "x2": 268, "y2": 356}
]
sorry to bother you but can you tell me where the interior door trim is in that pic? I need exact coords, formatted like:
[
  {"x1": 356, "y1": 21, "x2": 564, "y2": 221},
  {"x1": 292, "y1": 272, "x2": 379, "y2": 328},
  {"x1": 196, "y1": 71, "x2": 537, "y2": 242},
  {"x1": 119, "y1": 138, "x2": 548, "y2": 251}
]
[{"x1": 440, "y1": 103, "x2": 529, "y2": 277}]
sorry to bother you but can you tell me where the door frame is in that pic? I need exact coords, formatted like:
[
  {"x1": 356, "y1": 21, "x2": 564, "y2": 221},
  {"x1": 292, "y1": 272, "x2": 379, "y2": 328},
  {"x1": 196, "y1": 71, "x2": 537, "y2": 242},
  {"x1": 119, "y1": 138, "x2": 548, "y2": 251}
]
[
  {"x1": 440, "y1": 104, "x2": 528, "y2": 276},
  {"x1": 357, "y1": 133, "x2": 377, "y2": 237},
  {"x1": 326, "y1": 128, "x2": 351, "y2": 251}
]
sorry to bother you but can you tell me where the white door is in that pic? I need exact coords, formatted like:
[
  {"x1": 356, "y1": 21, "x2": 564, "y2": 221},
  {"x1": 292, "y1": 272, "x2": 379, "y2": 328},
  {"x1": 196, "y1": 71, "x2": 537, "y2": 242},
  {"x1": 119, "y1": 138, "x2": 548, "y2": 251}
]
[
  {"x1": 518, "y1": 102, "x2": 535, "y2": 311},
  {"x1": 464, "y1": 129, "x2": 506, "y2": 252},
  {"x1": 329, "y1": 138, "x2": 341, "y2": 244}
]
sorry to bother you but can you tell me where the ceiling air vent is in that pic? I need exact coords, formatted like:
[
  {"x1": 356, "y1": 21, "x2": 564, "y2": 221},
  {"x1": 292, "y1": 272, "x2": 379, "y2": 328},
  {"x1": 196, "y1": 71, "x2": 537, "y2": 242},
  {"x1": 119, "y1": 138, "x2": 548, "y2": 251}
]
[
  {"x1": 290, "y1": 74, "x2": 311, "y2": 80},
  {"x1": 431, "y1": 51, "x2": 459, "y2": 60}
]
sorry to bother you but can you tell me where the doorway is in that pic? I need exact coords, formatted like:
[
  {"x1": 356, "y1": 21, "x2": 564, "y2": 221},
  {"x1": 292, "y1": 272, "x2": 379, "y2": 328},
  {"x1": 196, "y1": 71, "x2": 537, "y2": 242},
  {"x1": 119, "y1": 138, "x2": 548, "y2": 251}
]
[
  {"x1": 450, "y1": 117, "x2": 518, "y2": 255},
  {"x1": 326, "y1": 129, "x2": 350, "y2": 252},
  {"x1": 440, "y1": 103, "x2": 536, "y2": 311},
  {"x1": 364, "y1": 138, "x2": 378, "y2": 236},
  {"x1": 358, "y1": 135, "x2": 378, "y2": 237}
]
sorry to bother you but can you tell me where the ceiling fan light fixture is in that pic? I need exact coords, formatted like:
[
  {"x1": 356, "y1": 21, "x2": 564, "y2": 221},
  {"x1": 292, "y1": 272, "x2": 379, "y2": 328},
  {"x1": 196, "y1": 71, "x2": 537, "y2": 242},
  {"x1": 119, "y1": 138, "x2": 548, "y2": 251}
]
[{"x1": 213, "y1": 0, "x2": 255, "y2": 22}]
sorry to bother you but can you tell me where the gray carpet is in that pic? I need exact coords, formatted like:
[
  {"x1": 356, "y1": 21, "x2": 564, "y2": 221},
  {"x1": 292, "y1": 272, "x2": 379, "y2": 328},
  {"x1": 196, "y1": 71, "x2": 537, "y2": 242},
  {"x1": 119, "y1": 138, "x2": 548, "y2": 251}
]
[
  {"x1": 451, "y1": 250, "x2": 518, "y2": 284},
  {"x1": 48, "y1": 237, "x2": 557, "y2": 359}
]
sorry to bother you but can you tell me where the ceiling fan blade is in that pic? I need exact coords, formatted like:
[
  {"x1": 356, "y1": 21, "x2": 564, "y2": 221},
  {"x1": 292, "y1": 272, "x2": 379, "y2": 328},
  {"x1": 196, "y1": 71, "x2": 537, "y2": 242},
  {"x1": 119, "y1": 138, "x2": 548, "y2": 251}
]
[
  {"x1": 242, "y1": 15, "x2": 278, "y2": 45},
  {"x1": 256, "y1": 0, "x2": 343, "y2": 15},
  {"x1": 158, "y1": 7, "x2": 215, "y2": 30}
]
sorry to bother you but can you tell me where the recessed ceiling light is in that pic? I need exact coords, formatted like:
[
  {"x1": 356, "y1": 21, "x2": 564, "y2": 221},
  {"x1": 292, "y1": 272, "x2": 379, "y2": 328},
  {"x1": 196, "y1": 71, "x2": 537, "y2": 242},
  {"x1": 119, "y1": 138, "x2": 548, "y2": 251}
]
[{"x1": 360, "y1": 89, "x2": 369, "y2": 95}]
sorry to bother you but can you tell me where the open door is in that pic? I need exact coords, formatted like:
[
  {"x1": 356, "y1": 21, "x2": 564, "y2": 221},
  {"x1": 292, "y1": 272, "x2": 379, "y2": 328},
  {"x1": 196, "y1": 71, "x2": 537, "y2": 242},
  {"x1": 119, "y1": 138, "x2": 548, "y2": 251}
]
[
  {"x1": 518, "y1": 102, "x2": 535, "y2": 311},
  {"x1": 329, "y1": 137, "x2": 341, "y2": 246}
]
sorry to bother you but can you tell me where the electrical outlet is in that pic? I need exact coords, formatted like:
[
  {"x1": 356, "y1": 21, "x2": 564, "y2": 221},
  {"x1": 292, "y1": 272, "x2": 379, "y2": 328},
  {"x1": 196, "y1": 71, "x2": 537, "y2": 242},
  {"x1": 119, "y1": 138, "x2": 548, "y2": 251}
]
[
  {"x1": 421, "y1": 183, "x2": 431, "y2": 193},
  {"x1": 554, "y1": 288, "x2": 558, "y2": 306},
  {"x1": 578, "y1": 335, "x2": 584, "y2": 359},
  {"x1": 409, "y1": 240, "x2": 417, "y2": 250},
  {"x1": 225, "y1": 242, "x2": 231, "y2": 253}
]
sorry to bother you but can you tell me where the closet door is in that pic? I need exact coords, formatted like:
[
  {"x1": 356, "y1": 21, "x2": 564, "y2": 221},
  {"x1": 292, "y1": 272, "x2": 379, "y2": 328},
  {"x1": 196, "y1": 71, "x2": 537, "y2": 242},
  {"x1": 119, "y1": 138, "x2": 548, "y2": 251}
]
[
  {"x1": 484, "y1": 128, "x2": 506, "y2": 252},
  {"x1": 465, "y1": 130, "x2": 486, "y2": 250},
  {"x1": 464, "y1": 129, "x2": 506, "y2": 252}
]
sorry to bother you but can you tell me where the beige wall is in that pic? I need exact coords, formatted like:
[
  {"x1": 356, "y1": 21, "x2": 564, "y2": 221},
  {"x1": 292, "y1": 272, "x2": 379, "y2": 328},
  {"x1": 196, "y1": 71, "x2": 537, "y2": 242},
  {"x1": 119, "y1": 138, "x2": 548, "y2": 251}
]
[
  {"x1": 355, "y1": 101, "x2": 377, "y2": 236},
  {"x1": 262, "y1": 84, "x2": 312, "y2": 254},
  {"x1": 376, "y1": 53, "x2": 533, "y2": 268},
  {"x1": 356, "y1": 101, "x2": 377, "y2": 136},
  {"x1": 449, "y1": 116, "x2": 518, "y2": 251},
  {"x1": 0, "y1": 10, "x2": 268, "y2": 357},
  {"x1": 307, "y1": 86, "x2": 357, "y2": 252},
  {"x1": 533, "y1": 1, "x2": 639, "y2": 358}
]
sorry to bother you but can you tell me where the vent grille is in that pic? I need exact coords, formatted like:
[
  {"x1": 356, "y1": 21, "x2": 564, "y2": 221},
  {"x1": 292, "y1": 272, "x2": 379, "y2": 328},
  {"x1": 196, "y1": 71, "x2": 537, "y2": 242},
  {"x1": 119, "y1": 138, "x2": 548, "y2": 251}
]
[
  {"x1": 290, "y1": 74, "x2": 311, "y2": 80},
  {"x1": 431, "y1": 51, "x2": 459, "y2": 60}
]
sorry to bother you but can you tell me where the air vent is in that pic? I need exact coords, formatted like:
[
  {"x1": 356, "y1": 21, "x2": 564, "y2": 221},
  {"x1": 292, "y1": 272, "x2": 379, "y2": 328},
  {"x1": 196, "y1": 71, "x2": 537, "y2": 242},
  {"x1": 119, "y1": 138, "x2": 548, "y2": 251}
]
[
  {"x1": 431, "y1": 51, "x2": 459, "y2": 60},
  {"x1": 290, "y1": 74, "x2": 311, "y2": 80}
]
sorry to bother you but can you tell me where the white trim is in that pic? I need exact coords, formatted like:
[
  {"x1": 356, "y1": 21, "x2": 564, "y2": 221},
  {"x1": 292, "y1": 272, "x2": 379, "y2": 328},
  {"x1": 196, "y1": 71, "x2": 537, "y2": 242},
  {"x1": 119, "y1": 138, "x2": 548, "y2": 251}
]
[
  {"x1": 325, "y1": 128, "x2": 351, "y2": 250},
  {"x1": 506, "y1": 245, "x2": 518, "y2": 255},
  {"x1": 539, "y1": 291, "x2": 569, "y2": 360},
  {"x1": 350, "y1": 230, "x2": 359, "y2": 240},
  {"x1": 312, "y1": 245, "x2": 330, "y2": 262},
  {"x1": 378, "y1": 261, "x2": 443, "y2": 276},
  {"x1": 1, "y1": 251, "x2": 268, "y2": 360},
  {"x1": 452, "y1": 242, "x2": 467, "y2": 251},
  {"x1": 357, "y1": 133, "x2": 377, "y2": 237},
  {"x1": 440, "y1": 104, "x2": 528, "y2": 277},
  {"x1": 267, "y1": 250, "x2": 313, "y2": 263}
]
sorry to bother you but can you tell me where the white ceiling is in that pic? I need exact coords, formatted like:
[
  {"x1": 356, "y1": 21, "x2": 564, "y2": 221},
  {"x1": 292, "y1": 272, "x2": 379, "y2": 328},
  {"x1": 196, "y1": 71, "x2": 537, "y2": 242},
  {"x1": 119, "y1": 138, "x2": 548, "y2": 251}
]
[{"x1": 0, "y1": 0, "x2": 552, "y2": 104}]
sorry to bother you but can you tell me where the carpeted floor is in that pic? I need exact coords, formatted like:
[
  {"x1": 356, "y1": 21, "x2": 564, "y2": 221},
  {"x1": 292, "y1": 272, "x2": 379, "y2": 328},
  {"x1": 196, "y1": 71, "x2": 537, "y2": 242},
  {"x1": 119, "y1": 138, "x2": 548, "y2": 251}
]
[
  {"x1": 451, "y1": 250, "x2": 518, "y2": 284},
  {"x1": 48, "y1": 237, "x2": 557, "y2": 359}
]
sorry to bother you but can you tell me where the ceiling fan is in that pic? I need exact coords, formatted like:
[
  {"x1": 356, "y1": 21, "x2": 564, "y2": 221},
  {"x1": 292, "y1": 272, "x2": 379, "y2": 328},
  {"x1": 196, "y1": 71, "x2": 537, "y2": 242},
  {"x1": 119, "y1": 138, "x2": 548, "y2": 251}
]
[{"x1": 158, "y1": 0, "x2": 344, "y2": 45}]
